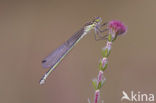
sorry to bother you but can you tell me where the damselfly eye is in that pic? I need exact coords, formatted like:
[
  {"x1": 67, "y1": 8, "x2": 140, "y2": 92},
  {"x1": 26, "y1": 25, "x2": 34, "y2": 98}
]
[
  {"x1": 94, "y1": 17, "x2": 102, "y2": 23},
  {"x1": 95, "y1": 19, "x2": 100, "y2": 22}
]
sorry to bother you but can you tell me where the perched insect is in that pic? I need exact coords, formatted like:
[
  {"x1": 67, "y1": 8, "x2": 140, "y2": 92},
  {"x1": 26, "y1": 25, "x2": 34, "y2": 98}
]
[{"x1": 40, "y1": 17, "x2": 108, "y2": 85}]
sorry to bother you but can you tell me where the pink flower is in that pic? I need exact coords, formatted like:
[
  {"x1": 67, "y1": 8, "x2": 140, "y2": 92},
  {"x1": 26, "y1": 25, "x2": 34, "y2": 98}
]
[
  {"x1": 97, "y1": 71, "x2": 103, "y2": 83},
  {"x1": 101, "y1": 57, "x2": 108, "y2": 68},
  {"x1": 108, "y1": 20, "x2": 127, "y2": 36},
  {"x1": 94, "y1": 90, "x2": 100, "y2": 103}
]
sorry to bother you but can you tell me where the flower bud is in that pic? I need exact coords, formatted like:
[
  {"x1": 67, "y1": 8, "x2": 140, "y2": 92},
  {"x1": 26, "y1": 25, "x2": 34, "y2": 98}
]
[
  {"x1": 99, "y1": 57, "x2": 108, "y2": 71},
  {"x1": 102, "y1": 41, "x2": 112, "y2": 57}
]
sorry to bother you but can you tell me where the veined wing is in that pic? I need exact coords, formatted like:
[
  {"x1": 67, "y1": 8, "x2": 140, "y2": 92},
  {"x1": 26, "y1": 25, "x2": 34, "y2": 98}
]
[{"x1": 42, "y1": 28, "x2": 84, "y2": 68}]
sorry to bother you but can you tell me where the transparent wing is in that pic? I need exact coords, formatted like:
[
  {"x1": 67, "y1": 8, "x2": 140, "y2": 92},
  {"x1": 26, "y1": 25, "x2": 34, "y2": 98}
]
[{"x1": 42, "y1": 28, "x2": 84, "y2": 68}]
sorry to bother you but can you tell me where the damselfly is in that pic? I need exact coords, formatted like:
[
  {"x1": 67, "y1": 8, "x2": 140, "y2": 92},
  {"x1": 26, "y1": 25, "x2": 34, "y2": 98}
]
[{"x1": 40, "y1": 17, "x2": 108, "y2": 85}]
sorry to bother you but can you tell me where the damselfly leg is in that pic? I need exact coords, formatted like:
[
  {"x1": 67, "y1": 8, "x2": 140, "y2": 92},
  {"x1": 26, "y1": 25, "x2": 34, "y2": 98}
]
[{"x1": 94, "y1": 22, "x2": 109, "y2": 41}]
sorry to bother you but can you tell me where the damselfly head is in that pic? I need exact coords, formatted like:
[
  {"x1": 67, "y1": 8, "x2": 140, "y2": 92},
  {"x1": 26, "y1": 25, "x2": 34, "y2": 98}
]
[
  {"x1": 84, "y1": 17, "x2": 102, "y2": 27},
  {"x1": 93, "y1": 17, "x2": 102, "y2": 24},
  {"x1": 92, "y1": 17, "x2": 102, "y2": 27}
]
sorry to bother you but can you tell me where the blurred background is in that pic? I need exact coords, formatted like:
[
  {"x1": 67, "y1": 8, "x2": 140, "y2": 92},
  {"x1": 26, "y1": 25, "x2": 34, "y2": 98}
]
[{"x1": 0, "y1": 0, "x2": 156, "y2": 103}]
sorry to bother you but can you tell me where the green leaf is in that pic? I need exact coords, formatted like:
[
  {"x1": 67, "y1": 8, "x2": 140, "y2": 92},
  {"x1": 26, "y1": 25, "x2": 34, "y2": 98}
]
[
  {"x1": 97, "y1": 81, "x2": 102, "y2": 89},
  {"x1": 99, "y1": 61, "x2": 102, "y2": 70},
  {"x1": 92, "y1": 79, "x2": 97, "y2": 90},
  {"x1": 102, "y1": 48, "x2": 109, "y2": 57},
  {"x1": 101, "y1": 63, "x2": 108, "y2": 71},
  {"x1": 105, "y1": 49, "x2": 108, "y2": 57},
  {"x1": 97, "y1": 78, "x2": 106, "y2": 89},
  {"x1": 101, "y1": 78, "x2": 106, "y2": 87},
  {"x1": 108, "y1": 49, "x2": 111, "y2": 57},
  {"x1": 99, "y1": 60, "x2": 108, "y2": 72},
  {"x1": 112, "y1": 35, "x2": 117, "y2": 42},
  {"x1": 108, "y1": 34, "x2": 112, "y2": 42},
  {"x1": 102, "y1": 49, "x2": 105, "y2": 57}
]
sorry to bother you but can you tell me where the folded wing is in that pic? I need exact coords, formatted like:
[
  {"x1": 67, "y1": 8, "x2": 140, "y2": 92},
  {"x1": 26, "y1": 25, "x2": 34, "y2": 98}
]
[{"x1": 42, "y1": 28, "x2": 84, "y2": 68}]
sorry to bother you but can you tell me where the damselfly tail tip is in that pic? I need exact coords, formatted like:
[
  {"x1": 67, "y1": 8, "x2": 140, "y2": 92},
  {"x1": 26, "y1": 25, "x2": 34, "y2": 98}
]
[
  {"x1": 40, "y1": 73, "x2": 48, "y2": 85},
  {"x1": 40, "y1": 79, "x2": 45, "y2": 85}
]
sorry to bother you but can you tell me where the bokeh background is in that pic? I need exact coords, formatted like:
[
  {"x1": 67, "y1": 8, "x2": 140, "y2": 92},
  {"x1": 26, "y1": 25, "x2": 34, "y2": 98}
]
[{"x1": 0, "y1": 0, "x2": 156, "y2": 103}]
